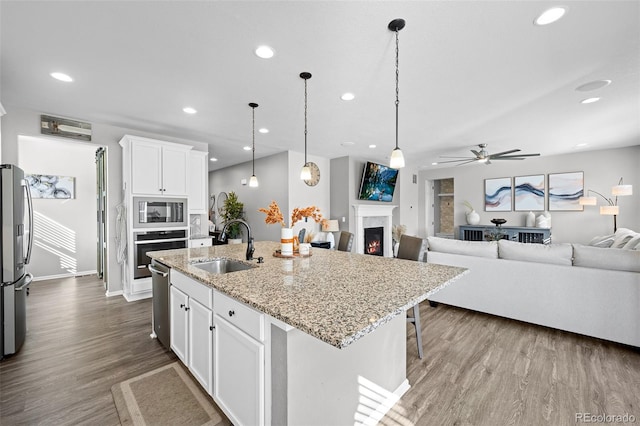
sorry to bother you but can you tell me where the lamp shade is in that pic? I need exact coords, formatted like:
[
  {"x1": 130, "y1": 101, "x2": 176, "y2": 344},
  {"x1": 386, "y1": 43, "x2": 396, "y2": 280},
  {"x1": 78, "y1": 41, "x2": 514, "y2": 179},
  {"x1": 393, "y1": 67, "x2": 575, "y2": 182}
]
[
  {"x1": 612, "y1": 184, "x2": 633, "y2": 196},
  {"x1": 322, "y1": 219, "x2": 340, "y2": 232},
  {"x1": 579, "y1": 196, "x2": 597, "y2": 206},
  {"x1": 600, "y1": 205, "x2": 619, "y2": 215},
  {"x1": 390, "y1": 148, "x2": 405, "y2": 169},
  {"x1": 300, "y1": 165, "x2": 311, "y2": 180},
  {"x1": 249, "y1": 175, "x2": 259, "y2": 187}
]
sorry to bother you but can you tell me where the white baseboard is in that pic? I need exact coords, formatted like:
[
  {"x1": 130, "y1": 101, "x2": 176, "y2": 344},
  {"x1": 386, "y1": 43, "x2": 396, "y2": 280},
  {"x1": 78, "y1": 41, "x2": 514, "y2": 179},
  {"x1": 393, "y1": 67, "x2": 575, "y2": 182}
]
[
  {"x1": 123, "y1": 290, "x2": 152, "y2": 302},
  {"x1": 105, "y1": 289, "x2": 123, "y2": 297},
  {"x1": 32, "y1": 270, "x2": 98, "y2": 281}
]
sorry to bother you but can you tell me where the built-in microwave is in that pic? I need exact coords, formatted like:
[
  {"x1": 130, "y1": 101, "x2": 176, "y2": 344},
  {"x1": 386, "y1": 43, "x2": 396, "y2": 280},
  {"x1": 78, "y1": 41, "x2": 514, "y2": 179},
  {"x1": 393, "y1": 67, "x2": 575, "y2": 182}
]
[{"x1": 133, "y1": 197, "x2": 188, "y2": 228}]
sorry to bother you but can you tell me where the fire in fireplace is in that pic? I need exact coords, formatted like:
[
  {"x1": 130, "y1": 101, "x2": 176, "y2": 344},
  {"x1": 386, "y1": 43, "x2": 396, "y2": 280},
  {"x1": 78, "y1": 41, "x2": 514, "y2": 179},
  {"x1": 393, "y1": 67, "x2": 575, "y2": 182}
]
[{"x1": 364, "y1": 227, "x2": 384, "y2": 256}]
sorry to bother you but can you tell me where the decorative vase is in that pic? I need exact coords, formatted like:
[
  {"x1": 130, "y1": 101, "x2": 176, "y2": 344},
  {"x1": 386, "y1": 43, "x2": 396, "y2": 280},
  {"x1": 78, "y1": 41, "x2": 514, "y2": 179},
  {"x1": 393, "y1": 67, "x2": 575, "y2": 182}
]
[
  {"x1": 544, "y1": 211, "x2": 552, "y2": 228},
  {"x1": 281, "y1": 228, "x2": 294, "y2": 256},
  {"x1": 466, "y1": 210, "x2": 480, "y2": 225},
  {"x1": 525, "y1": 211, "x2": 535, "y2": 227}
]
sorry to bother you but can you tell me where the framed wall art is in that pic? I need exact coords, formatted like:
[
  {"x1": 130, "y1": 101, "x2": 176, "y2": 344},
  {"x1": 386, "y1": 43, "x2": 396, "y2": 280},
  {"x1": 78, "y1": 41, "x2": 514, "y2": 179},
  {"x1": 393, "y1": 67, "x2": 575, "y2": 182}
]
[
  {"x1": 514, "y1": 174, "x2": 545, "y2": 211},
  {"x1": 484, "y1": 177, "x2": 512, "y2": 212},
  {"x1": 25, "y1": 174, "x2": 75, "y2": 199},
  {"x1": 548, "y1": 171, "x2": 584, "y2": 211}
]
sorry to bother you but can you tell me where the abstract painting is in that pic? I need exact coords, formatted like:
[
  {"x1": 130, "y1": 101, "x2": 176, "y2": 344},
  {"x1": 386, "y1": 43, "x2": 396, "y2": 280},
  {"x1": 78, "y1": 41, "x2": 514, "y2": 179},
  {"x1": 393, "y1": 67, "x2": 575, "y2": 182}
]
[
  {"x1": 514, "y1": 174, "x2": 545, "y2": 211},
  {"x1": 485, "y1": 177, "x2": 512, "y2": 212},
  {"x1": 548, "y1": 172, "x2": 584, "y2": 211},
  {"x1": 26, "y1": 174, "x2": 75, "y2": 199}
]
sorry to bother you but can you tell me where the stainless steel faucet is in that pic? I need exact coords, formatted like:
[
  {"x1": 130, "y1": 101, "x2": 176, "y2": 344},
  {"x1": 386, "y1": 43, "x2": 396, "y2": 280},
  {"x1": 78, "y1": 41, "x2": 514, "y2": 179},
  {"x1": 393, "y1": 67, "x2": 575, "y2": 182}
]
[{"x1": 220, "y1": 219, "x2": 255, "y2": 261}]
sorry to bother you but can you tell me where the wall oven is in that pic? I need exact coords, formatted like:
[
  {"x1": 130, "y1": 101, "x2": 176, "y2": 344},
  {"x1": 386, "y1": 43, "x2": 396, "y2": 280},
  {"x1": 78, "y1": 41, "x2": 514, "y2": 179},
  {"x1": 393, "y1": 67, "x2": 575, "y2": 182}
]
[
  {"x1": 133, "y1": 197, "x2": 187, "y2": 228},
  {"x1": 134, "y1": 230, "x2": 187, "y2": 279}
]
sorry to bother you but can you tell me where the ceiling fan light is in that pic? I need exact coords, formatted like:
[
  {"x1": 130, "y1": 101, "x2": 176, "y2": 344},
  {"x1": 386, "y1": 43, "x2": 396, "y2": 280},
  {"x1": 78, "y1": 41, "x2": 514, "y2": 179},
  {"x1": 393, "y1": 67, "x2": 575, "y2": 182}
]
[
  {"x1": 390, "y1": 148, "x2": 405, "y2": 169},
  {"x1": 300, "y1": 164, "x2": 312, "y2": 180},
  {"x1": 578, "y1": 196, "x2": 597, "y2": 206},
  {"x1": 249, "y1": 175, "x2": 259, "y2": 187}
]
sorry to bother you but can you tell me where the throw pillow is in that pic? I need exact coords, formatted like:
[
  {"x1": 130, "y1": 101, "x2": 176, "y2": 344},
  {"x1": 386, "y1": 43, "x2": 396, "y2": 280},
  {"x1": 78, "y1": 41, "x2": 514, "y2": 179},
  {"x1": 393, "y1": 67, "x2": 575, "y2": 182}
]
[
  {"x1": 587, "y1": 234, "x2": 615, "y2": 248},
  {"x1": 611, "y1": 228, "x2": 638, "y2": 249},
  {"x1": 622, "y1": 235, "x2": 640, "y2": 250},
  {"x1": 497, "y1": 240, "x2": 573, "y2": 266},
  {"x1": 426, "y1": 236, "x2": 498, "y2": 259}
]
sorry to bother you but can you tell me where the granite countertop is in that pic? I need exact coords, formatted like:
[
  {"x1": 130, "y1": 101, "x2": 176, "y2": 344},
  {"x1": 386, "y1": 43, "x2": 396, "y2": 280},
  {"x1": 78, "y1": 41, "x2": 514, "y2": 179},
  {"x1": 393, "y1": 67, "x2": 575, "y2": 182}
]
[{"x1": 148, "y1": 241, "x2": 467, "y2": 349}]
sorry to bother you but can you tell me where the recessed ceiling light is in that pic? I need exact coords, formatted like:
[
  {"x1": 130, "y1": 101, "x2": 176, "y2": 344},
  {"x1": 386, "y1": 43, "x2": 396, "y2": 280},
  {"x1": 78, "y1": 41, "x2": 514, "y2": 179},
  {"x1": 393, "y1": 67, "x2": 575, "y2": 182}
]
[
  {"x1": 341, "y1": 141, "x2": 355, "y2": 147},
  {"x1": 258, "y1": 128, "x2": 269, "y2": 134},
  {"x1": 575, "y1": 143, "x2": 588, "y2": 147},
  {"x1": 50, "y1": 72, "x2": 73, "y2": 82},
  {"x1": 581, "y1": 97, "x2": 600, "y2": 104},
  {"x1": 341, "y1": 93, "x2": 355, "y2": 101},
  {"x1": 255, "y1": 45, "x2": 275, "y2": 59},
  {"x1": 534, "y1": 7, "x2": 567, "y2": 26},
  {"x1": 431, "y1": 162, "x2": 438, "y2": 166},
  {"x1": 575, "y1": 80, "x2": 612, "y2": 92},
  {"x1": 182, "y1": 107, "x2": 197, "y2": 114},
  {"x1": 369, "y1": 144, "x2": 376, "y2": 149},
  {"x1": 210, "y1": 157, "x2": 218, "y2": 162},
  {"x1": 243, "y1": 146, "x2": 251, "y2": 151}
]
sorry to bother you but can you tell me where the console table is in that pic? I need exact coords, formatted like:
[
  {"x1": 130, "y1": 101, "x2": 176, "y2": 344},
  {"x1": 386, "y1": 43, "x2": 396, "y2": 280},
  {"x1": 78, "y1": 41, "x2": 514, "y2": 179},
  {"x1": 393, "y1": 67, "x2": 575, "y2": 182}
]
[{"x1": 459, "y1": 225, "x2": 552, "y2": 244}]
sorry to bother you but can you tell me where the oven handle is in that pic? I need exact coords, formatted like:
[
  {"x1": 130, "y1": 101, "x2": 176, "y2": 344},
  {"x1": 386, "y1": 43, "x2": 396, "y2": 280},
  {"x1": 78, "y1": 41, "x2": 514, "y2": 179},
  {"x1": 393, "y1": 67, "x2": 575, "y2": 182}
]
[{"x1": 134, "y1": 238, "x2": 188, "y2": 245}]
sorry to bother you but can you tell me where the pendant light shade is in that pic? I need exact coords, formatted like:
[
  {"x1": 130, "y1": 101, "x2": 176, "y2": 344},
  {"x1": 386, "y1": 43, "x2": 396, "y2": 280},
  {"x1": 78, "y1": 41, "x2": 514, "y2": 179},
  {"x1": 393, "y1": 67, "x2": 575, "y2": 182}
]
[
  {"x1": 388, "y1": 18, "x2": 406, "y2": 170},
  {"x1": 249, "y1": 102, "x2": 259, "y2": 188},
  {"x1": 300, "y1": 72, "x2": 313, "y2": 180}
]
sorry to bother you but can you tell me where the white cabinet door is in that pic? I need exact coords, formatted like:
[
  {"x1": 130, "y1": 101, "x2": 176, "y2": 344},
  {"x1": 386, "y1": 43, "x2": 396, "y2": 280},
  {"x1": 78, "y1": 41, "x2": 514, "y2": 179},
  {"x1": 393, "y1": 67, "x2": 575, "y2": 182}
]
[
  {"x1": 131, "y1": 141, "x2": 162, "y2": 195},
  {"x1": 189, "y1": 298, "x2": 213, "y2": 395},
  {"x1": 170, "y1": 285, "x2": 189, "y2": 364},
  {"x1": 188, "y1": 150, "x2": 208, "y2": 213},
  {"x1": 214, "y1": 316, "x2": 264, "y2": 426},
  {"x1": 162, "y1": 146, "x2": 189, "y2": 196}
]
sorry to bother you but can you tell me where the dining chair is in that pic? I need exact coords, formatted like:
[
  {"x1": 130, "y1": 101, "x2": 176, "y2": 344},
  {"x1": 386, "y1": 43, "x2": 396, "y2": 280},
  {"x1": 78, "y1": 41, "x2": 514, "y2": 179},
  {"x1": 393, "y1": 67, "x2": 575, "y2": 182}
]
[
  {"x1": 336, "y1": 231, "x2": 354, "y2": 252},
  {"x1": 396, "y1": 234, "x2": 427, "y2": 359}
]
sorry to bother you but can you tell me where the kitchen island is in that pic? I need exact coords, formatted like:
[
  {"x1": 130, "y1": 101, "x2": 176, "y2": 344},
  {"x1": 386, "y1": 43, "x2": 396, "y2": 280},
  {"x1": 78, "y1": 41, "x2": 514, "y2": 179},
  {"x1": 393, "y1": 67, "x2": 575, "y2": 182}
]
[{"x1": 148, "y1": 241, "x2": 466, "y2": 426}]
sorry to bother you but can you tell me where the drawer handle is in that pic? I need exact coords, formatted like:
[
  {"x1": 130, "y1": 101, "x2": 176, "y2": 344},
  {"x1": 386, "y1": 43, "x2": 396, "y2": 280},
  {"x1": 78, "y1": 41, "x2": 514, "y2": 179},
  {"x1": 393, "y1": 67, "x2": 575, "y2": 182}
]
[
  {"x1": 180, "y1": 304, "x2": 185, "y2": 308},
  {"x1": 184, "y1": 306, "x2": 190, "y2": 311},
  {"x1": 228, "y1": 310, "x2": 235, "y2": 317},
  {"x1": 210, "y1": 325, "x2": 215, "y2": 331}
]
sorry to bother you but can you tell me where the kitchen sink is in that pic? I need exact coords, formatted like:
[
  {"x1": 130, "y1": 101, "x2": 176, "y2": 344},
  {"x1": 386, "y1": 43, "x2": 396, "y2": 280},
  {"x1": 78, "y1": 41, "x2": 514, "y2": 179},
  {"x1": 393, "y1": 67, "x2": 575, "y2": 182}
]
[{"x1": 191, "y1": 257, "x2": 256, "y2": 274}]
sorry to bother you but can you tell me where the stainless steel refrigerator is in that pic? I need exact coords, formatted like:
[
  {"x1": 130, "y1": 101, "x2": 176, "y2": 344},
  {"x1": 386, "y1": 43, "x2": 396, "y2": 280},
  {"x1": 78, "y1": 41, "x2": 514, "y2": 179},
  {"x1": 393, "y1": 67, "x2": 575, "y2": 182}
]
[{"x1": 1, "y1": 164, "x2": 34, "y2": 358}]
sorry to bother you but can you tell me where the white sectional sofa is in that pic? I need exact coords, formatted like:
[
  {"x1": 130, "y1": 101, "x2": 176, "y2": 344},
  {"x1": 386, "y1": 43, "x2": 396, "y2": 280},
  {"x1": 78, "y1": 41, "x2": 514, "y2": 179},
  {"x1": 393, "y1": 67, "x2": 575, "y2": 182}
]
[{"x1": 426, "y1": 230, "x2": 640, "y2": 347}]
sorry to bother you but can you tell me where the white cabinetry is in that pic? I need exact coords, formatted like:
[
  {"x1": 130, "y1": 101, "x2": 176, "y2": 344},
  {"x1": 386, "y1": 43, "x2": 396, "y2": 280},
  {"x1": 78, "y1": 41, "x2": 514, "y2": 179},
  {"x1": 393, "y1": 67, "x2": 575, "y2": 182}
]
[
  {"x1": 170, "y1": 271, "x2": 213, "y2": 394},
  {"x1": 188, "y1": 150, "x2": 208, "y2": 214},
  {"x1": 214, "y1": 291, "x2": 265, "y2": 426},
  {"x1": 124, "y1": 135, "x2": 191, "y2": 197},
  {"x1": 188, "y1": 238, "x2": 212, "y2": 248}
]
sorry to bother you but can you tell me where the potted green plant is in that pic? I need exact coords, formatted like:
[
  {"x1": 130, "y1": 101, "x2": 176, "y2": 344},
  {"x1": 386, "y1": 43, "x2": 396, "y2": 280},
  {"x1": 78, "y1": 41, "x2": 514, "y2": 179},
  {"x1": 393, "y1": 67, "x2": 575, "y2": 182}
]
[{"x1": 222, "y1": 191, "x2": 245, "y2": 243}]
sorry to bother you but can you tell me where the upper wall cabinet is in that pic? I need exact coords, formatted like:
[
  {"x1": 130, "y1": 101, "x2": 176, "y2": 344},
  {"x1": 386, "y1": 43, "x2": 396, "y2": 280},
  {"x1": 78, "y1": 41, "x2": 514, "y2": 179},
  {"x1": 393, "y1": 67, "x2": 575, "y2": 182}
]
[
  {"x1": 120, "y1": 135, "x2": 192, "y2": 197},
  {"x1": 188, "y1": 150, "x2": 208, "y2": 214}
]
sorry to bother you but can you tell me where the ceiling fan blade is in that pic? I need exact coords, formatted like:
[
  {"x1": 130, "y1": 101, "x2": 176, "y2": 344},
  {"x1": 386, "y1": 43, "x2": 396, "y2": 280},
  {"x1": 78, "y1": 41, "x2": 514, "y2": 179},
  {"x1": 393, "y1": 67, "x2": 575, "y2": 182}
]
[
  {"x1": 491, "y1": 157, "x2": 526, "y2": 160},
  {"x1": 488, "y1": 149, "x2": 521, "y2": 158},
  {"x1": 494, "y1": 153, "x2": 541, "y2": 159},
  {"x1": 470, "y1": 150, "x2": 481, "y2": 157},
  {"x1": 456, "y1": 159, "x2": 480, "y2": 166},
  {"x1": 438, "y1": 158, "x2": 475, "y2": 164},
  {"x1": 439, "y1": 156, "x2": 475, "y2": 159}
]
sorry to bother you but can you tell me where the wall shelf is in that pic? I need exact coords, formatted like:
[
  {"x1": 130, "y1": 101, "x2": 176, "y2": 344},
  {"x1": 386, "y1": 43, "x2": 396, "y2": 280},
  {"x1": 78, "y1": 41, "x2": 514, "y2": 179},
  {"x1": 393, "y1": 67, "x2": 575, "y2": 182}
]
[{"x1": 459, "y1": 225, "x2": 551, "y2": 244}]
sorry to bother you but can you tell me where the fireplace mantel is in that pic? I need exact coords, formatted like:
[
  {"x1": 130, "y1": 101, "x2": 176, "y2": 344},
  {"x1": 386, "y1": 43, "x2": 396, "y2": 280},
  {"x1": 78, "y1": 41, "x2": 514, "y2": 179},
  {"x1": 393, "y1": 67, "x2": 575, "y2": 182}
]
[{"x1": 352, "y1": 204, "x2": 396, "y2": 257}]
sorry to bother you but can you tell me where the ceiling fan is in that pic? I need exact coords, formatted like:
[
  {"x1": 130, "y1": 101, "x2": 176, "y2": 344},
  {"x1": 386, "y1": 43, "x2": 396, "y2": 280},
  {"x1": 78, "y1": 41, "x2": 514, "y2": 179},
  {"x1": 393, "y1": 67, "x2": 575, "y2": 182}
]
[{"x1": 439, "y1": 143, "x2": 540, "y2": 165}]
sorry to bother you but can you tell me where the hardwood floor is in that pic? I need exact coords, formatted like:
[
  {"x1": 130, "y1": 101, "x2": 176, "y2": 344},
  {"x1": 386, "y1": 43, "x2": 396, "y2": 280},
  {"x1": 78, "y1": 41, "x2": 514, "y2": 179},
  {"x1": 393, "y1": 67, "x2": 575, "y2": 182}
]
[{"x1": 1, "y1": 275, "x2": 638, "y2": 425}]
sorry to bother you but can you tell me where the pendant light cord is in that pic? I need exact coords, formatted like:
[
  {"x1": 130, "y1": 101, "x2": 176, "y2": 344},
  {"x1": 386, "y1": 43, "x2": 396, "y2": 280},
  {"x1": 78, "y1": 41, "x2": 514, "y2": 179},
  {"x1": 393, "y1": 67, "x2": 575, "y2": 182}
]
[
  {"x1": 304, "y1": 77, "x2": 308, "y2": 165},
  {"x1": 252, "y1": 105, "x2": 256, "y2": 175},
  {"x1": 395, "y1": 27, "x2": 400, "y2": 151}
]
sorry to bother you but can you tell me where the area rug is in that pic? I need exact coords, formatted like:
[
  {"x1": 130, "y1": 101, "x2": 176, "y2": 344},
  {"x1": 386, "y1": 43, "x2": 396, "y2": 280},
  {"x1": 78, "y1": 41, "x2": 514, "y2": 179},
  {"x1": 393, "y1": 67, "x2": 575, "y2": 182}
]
[{"x1": 111, "y1": 362, "x2": 230, "y2": 426}]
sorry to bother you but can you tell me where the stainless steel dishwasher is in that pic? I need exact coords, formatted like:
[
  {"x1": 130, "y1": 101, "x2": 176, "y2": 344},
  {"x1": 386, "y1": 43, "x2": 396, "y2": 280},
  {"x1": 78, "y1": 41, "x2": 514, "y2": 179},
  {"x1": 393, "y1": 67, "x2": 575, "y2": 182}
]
[{"x1": 148, "y1": 259, "x2": 170, "y2": 349}]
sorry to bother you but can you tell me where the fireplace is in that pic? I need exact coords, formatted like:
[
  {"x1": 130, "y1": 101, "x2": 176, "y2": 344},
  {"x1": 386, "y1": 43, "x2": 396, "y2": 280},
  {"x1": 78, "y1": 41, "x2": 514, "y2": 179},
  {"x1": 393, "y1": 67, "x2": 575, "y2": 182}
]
[
  {"x1": 352, "y1": 204, "x2": 396, "y2": 257},
  {"x1": 364, "y1": 227, "x2": 384, "y2": 256}
]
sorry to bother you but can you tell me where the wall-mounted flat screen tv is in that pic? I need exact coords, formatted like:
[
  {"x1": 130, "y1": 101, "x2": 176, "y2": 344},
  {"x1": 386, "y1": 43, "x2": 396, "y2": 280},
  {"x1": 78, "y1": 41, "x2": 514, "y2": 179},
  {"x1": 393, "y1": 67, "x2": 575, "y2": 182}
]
[{"x1": 358, "y1": 161, "x2": 399, "y2": 202}]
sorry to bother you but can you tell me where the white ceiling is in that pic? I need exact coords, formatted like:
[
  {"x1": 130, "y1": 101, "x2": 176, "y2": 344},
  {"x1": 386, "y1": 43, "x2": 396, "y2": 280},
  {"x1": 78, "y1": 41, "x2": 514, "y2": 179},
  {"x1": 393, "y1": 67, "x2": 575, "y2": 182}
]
[{"x1": 1, "y1": 1, "x2": 639, "y2": 171}]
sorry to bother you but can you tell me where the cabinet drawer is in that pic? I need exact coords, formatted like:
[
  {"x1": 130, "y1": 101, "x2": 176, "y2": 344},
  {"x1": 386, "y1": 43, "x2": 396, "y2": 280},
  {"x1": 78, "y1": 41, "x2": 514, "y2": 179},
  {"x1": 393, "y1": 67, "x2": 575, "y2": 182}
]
[
  {"x1": 215, "y1": 291, "x2": 264, "y2": 342},
  {"x1": 189, "y1": 238, "x2": 212, "y2": 248},
  {"x1": 171, "y1": 270, "x2": 212, "y2": 309}
]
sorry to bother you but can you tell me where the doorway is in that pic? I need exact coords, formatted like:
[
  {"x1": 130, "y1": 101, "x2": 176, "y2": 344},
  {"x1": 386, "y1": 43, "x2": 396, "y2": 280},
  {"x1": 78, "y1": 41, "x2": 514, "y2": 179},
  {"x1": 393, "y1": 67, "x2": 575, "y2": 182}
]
[
  {"x1": 95, "y1": 147, "x2": 107, "y2": 288},
  {"x1": 431, "y1": 178, "x2": 454, "y2": 239}
]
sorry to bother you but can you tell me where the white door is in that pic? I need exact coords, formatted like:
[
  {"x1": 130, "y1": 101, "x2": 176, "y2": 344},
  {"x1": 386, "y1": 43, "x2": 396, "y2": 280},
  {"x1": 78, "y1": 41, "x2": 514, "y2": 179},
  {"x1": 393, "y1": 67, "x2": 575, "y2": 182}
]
[
  {"x1": 214, "y1": 316, "x2": 264, "y2": 426},
  {"x1": 188, "y1": 298, "x2": 213, "y2": 395},
  {"x1": 162, "y1": 147, "x2": 189, "y2": 196},
  {"x1": 170, "y1": 286, "x2": 189, "y2": 364}
]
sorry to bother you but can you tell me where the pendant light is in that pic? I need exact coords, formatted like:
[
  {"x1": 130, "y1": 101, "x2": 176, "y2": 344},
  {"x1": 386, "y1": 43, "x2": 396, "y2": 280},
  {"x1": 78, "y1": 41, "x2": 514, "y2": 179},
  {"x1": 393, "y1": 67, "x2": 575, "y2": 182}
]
[
  {"x1": 388, "y1": 18, "x2": 406, "y2": 169},
  {"x1": 249, "y1": 102, "x2": 259, "y2": 187},
  {"x1": 300, "y1": 72, "x2": 312, "y2": 180}
]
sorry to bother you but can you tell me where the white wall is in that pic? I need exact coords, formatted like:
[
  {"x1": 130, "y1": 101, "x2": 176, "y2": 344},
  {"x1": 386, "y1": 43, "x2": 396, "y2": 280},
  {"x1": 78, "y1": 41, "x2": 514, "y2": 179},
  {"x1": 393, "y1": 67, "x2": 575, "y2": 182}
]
[
  {"x1": 18, "y1": 136, "x2": 97, "y2": 279},
  {"x1": 287, "y1": 151, "x2": 330, "y2": 238},
  {"x1": 2, "y1": 106, "x2": 208, "y2": 294},
  {"x1": 397, "y1": 165, "x2": 420, "y2": 237},
  {"x1": 419, "y1": 146, "x2": 640, "y2": 244}
]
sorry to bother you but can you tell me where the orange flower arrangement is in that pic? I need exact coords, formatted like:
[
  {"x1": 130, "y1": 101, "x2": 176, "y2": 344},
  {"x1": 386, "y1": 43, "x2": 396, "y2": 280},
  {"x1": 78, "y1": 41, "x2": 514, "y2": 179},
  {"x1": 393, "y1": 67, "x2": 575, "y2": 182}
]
[{"x1": 259, "y1": 200, "x2": 327, "y2": 228}]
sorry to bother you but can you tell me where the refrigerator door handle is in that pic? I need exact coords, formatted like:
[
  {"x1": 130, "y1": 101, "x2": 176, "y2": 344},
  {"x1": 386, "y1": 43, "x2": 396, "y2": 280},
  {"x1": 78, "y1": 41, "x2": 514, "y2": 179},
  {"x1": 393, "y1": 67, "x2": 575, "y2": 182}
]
[
  {"x1": 23, "y1": 179, "x2": 34, "y2": 265},
  {"x1": 15, "y1": 273, "x2": 33, "y2": 291}
]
